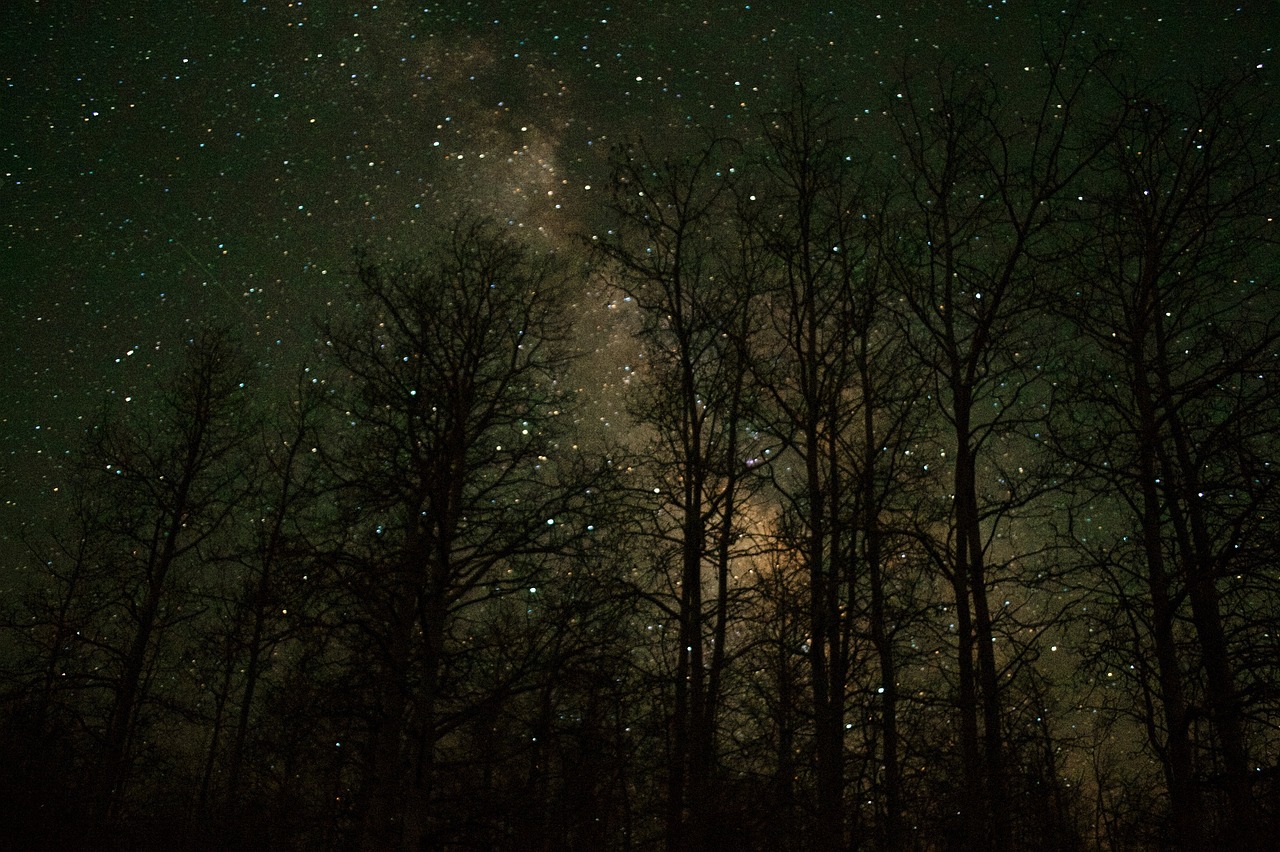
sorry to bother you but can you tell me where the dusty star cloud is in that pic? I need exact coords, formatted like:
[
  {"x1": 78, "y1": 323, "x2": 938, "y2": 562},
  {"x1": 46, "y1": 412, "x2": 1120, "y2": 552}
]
[{"x1": 1, "y1": 0, "x2": 1272, "y2": 532}]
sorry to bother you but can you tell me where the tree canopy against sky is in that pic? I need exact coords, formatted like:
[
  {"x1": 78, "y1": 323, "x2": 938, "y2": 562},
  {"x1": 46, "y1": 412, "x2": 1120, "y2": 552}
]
[
  {"x1": 2, "y1": 3, "x2": 1278, "y2": 852},
  {"x1": 2, "y1": 1, "x2": 1274, "y2": 529}
]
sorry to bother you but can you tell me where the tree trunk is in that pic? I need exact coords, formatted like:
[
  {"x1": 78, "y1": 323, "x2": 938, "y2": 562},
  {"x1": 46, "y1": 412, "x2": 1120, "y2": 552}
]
[{"x1": 1132, "y1": 354, "x2": 1204, "y2": 849}]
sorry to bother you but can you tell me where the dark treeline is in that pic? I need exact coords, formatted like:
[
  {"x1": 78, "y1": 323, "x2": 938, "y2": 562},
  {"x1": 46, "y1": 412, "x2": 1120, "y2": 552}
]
[{"x1": 3, "y1": 47, "x2": 1278, "y2": 852}]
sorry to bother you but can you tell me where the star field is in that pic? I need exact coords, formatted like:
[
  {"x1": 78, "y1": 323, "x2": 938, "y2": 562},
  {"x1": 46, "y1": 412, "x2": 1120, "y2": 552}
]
[{"x1": 2, "y1": 0, "x2": 1274, "y2": 547}]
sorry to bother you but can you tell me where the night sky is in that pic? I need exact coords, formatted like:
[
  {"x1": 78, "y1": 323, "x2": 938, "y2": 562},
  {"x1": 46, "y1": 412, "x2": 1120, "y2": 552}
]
[{"x1": 2, "y1": 1, "x2": 1274, "y2": 554}]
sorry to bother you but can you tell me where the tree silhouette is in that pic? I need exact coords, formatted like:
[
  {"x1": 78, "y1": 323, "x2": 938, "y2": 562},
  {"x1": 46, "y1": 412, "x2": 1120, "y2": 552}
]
[
  {"x1": 1055, "y1": 73, "x2": 1280, "y2": 849},
  {"x1": 596, "y1": 135, "x2": 763, "y2": 851},
  {"x1": 82, "y1": 330, "x2": 257, "y2": 836},
  {"x1": 320, "y1": 217, "x2": 606, "y2": 851},
  {"x1": 884, "y1": 46, "x2": 1111, "y2": 847},
  {"x1": 1, "y1": 54, "x2": 1277, "y2": 852},
  {"x1": 743, "y1": 87, "x2": 924, "y2": 850}
]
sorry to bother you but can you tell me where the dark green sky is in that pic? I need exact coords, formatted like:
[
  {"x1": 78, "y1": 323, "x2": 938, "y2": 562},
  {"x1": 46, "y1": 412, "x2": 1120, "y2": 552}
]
[{"x1": 1, "y1": 1, "x2": 1274, "y2": 549}]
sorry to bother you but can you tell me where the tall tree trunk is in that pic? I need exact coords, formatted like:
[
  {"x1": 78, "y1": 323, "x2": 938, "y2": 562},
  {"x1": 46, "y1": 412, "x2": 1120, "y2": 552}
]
[
  {"x1": 951, "y1": 391, "x2": 1000, "y2": 849},
  {"x1": 1156, "y1": 335, "x2": 1259, "y2": 847},
  {"x1": 950, "y1": 548, "x2": 983, "y2": 848},
  {"x1": 226, "y1": 586, "x2": 269, "y2": 808},
  {"x1": 359, "y1": 594, "x2": 416, "y2": 852},
  {"x1": 198, "y1": 639, "x2": 236, "y2": 813},
  {"x1": 806, "y1": 426, "x2": 844, "y2": 852},
  {"x1": 1132, "y1": 352, "x2": 1204, "y2": 849},
  {"x1": 96, "y1": 489, "x2": 192, "y2": 827},
  {"x1": 863, "y1": 453, "x2": 901, "y2": 847}
]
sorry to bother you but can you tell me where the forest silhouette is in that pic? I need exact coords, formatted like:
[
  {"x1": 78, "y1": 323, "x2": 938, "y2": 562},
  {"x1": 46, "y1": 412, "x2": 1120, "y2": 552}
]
[{"x1": 3, "y1": 48, "x2": 1278, "y2": 852}]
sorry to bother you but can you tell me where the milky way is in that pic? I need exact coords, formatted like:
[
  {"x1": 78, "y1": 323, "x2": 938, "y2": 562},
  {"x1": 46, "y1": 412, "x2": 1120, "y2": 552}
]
[{"x1": 2, "y1": 1, "x2": 1273, "y2": 553}]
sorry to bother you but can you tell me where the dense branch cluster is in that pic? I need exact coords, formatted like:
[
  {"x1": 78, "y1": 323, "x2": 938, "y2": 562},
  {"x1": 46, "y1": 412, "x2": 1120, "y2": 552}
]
[{"x1": 2, "y1": 55, "x2": 1278, "y2": 852}]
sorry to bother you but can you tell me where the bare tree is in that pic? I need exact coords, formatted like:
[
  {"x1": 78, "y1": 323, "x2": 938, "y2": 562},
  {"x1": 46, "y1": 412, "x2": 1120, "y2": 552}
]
[
  {"x1": 82, "y1": 329, "x2": 256, "y2": 829},
  {"x1": 743, "y1": 86, "x2": 927, "y2": 851},
  {"x1": 1055, "y1": 73, "x2": 1280, "y2": 849},
  {"x1": 595, "y1": 135, "x2": 764, "y2": 851},
  {"x1": 322, "y1": 217, "x2": 603, "y2": 852},
  {"x1": 179, "y1": 370, "x2": 333, "y2": 843},
  {"x1": 885, "y1": 45, "x2": 1111, "y2": 847}
]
